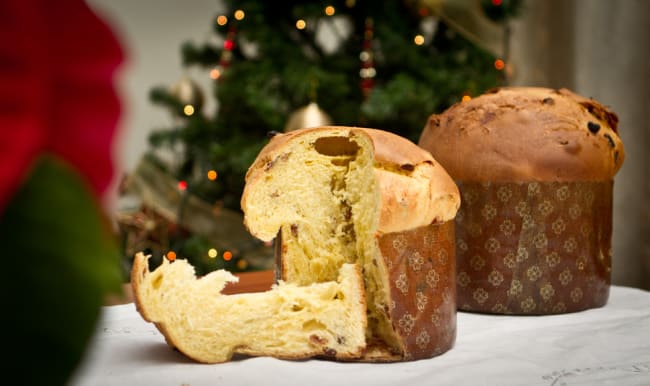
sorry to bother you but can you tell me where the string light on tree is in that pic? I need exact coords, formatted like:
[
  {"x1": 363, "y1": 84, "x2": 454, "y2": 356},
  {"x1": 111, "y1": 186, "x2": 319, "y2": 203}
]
[
  {"x1": 360, "y1": 17, "x2": 375, "y2": 98},
  {"x1": 166, "y1": 251, "x2": 177, "y2": 261},
  {"x1": 209, "y1": 68, "x2": 222, "y2": 80},
  {"x1": 207, "y1": 170, "x2": 218, "y2": 181},
  {"x1": 296, "y1": 19, "x2": 306, "y2": 30},
  {"x1": 178, "y1": 180, "x2": 188, "y2": 191},
  {"x1": 324, "y1": 5, "x2": 335, "y2": 16},
  {"x1": 208, "y1": 248, "x2": 218, "y2": 258},
  {"x1": 211, "y1": 10, "x2": 242, "y2": 81}
]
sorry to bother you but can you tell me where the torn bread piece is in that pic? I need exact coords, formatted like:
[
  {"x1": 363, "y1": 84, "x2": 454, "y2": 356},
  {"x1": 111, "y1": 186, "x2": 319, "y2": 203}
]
[{"x1": 131, "y1": 252, "x2": 367, "y2": 363}]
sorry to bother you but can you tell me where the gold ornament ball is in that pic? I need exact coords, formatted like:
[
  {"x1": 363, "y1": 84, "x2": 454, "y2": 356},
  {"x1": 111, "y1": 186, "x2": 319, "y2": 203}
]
[
  {"x1": 284, "y1": 102, "x2": 332, "y2": 132},
  {"x1": 169, "y1": 76, "x2": 205, "y2": 111}
]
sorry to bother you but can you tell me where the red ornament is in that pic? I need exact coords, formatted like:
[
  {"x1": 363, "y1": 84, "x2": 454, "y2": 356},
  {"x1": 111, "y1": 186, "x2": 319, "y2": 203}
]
[{"x1": 214, "y1": 27, "x2": 237, "y2": 82}]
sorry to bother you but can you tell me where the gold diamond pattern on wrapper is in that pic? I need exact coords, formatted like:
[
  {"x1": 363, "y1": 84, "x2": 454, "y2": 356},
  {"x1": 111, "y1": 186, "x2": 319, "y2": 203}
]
[
  {"x1": 377, "y1": 221, "x2": 456, "y2": 359},
  {"x1": 455, "y1": 181, "x2": 612, "y2": 315}
]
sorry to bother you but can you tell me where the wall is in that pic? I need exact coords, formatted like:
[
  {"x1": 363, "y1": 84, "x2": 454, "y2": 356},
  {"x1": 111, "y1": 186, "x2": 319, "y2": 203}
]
[{"x1": 87, "y1": 0, "x2": 220, "y2": 174}]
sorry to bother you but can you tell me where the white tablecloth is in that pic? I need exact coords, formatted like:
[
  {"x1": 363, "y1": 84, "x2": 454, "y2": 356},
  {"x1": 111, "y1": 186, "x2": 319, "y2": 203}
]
[{"x1": 70, "y1": 286, "x2": 650, "y2": 386}]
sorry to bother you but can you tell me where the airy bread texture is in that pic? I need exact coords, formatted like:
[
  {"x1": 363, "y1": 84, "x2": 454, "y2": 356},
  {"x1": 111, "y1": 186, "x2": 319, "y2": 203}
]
[
  {"x1": 131, "y1": 252, "x2": 367, "y2": 363},
  {"x1": 419, "y1": 87, "x2": 624, "y2": 182},
  {"x1": 241, "y1": 126, "x2": 460, "y2": 360}
]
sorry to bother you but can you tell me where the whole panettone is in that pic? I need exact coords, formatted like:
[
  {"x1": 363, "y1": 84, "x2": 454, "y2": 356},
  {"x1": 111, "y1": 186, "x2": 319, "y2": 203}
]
[
  {"x1": 419, "y1": 87, "x2": 624, "y2": 315},
  {"x1": 242, "y1": 126, "x2": 460, "y2": 361}
]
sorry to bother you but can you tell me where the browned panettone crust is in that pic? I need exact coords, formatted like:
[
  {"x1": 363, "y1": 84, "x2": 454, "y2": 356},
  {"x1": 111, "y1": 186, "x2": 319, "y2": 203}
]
[
  {"x1": 419, "y1": 87, "x2": 623, "y2": 182},
  {"x1": 243, "y1": 126, "x2": 460, "y2": 236}
]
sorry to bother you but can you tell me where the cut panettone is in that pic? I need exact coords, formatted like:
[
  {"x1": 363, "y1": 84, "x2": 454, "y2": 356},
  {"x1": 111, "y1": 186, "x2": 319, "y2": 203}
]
[
  {"x1": 131, "y1": 252, "x2": 367, "y2": 363},
  {"x1": 241, "y1": 126, "x2": 460, "y2": 360},
  {"x1": 131, "y1": 126, "x2": 460, "y2": 363}
]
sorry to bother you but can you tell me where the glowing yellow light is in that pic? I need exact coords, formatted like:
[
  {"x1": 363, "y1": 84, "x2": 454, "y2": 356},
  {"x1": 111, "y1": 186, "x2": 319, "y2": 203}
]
[
  {"x1": 237, "y1": 259, "x2": 248, "y2": 270},
  {"x1": 325, "y1": 6, "x2": 335, "y2": 16},
  {"x1": 183, "y1": 104, "x2": 195, "y2": 116},
  {"x1": 359, "y1": 67, "x2": 376, "y2": 78},
  {"x1": 210, "y1": 68, "x2": 222, "y2": 80},
  {"x1": 414, "y1": 34, "x2": 425, "y2": 45},
  {"x1": 234, "y1": 9, "x2": 245, "y2": 20},
  {"x1": 494, "y1": 58, "x2": 505, "y2": 70},
  {"x1": 208, "y1": 248, "x2": 218, "y2": 258},
  {"x1": 462, "y1": 94, "x2": 472, "y2": 102},
  {"x1": 216, "y1": 15, "x2": 228, "y2": 26},
  {"x1": 166, "y1": 251, "x2": 177, "y2": 261},
  {"x1": 223, "y1": 250, "x2": 233, "y2": 261},
  {"x1": 207, "y1": 170, "x2": 218, "y2": 180},
  {"x1": 296, "y1": 19, "x2": 306, "y2": 30}
]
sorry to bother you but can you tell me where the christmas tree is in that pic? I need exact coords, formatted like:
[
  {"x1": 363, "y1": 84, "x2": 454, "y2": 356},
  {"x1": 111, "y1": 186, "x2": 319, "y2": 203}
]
[{"x1": 118, "y1": 0, "x2": 522, "y2": 275}]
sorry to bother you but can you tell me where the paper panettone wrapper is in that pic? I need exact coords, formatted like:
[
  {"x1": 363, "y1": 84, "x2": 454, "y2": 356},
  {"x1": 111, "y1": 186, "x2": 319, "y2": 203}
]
[
  {"x1": 377, "y1": 220, "x2": 456, "y2": 360},
  {"x1": 454, "y1": 181, "x2": 612, "y2": 315},
  {"x1": 277, "y1": 220, "x2": 457, "y2": 361}
]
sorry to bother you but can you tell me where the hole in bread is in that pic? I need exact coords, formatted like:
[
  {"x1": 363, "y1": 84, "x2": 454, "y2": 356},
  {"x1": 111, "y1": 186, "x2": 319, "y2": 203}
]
[
  {"x1": 313, "y1": 136, "x2": 360, "y2": 157},
  {"x1": 331, "y1": 158, "x2": 352, "y2": 167},
  {"x1": 303, "y1": 319, "x2": 327, "y2": 332},
  {"x1": 291, "y1": 303, "x2": 304, "y2": 312},
  {"x1": 333, "y1": 291, "x2": 345, "y2": 301},
  {"x1": 151, "y1": 273, "x2": 163, "y2": 289}
]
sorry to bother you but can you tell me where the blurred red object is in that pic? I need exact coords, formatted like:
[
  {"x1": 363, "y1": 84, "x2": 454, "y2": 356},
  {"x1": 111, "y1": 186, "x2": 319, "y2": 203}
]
[{"x1": 0, "y1": 0, "x2": 124, "y2": 213}]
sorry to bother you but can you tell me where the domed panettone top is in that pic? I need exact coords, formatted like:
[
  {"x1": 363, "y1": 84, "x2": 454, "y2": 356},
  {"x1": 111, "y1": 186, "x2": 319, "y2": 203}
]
[{"x1": 418, "y1": 87, "x2": 624, "y2": 182}]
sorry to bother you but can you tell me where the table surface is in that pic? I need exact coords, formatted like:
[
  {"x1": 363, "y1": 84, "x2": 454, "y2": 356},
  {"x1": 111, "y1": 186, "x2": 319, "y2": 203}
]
[{"x1": 71, "y1": 286, "x2": 650, "y2": 386}]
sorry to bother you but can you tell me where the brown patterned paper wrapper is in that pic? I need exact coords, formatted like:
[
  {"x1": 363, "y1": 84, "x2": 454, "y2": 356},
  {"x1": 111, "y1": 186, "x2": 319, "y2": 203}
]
[
  {"x1": 455, "y1": 181, "x2": 612, "y2": 315},
  {"x1": 377, "y1": 220, "x2": 456, "y2": 360}
]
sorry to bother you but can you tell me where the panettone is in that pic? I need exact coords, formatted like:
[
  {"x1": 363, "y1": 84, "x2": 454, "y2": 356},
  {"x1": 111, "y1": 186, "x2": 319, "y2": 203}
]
[
  {"x1": 242, "y1": 126, "x2": 460, "y2": 360},
  {"x1": 132, "y1": 126, "x2": 461, "y2": 363},
  {"x1": 419, "y1": 87, "x2": 624, "y2": 314}
]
